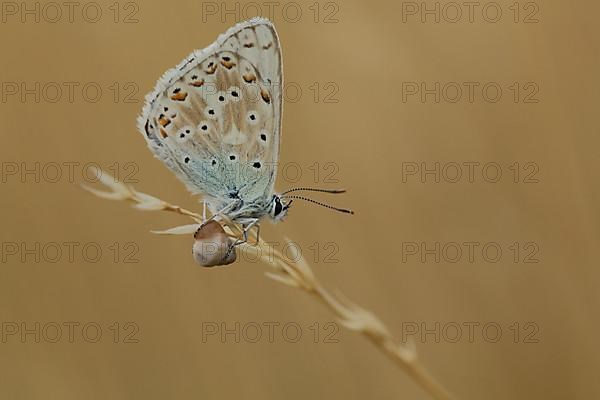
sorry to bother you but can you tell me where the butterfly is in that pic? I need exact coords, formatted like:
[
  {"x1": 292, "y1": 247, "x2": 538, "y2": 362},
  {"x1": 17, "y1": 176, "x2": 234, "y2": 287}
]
[{"x1": 137, "y1": 17, "x2": 352, "y2": 264}]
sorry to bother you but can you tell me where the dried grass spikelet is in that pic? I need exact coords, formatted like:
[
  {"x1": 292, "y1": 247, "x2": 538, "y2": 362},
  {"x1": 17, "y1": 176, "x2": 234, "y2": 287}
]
[
  {"x1": 192, "y1": 220, "x2": 237, "y2": 267},
  {"x1": 82, "y1": 170, "x2": 455, "y2": 400}
]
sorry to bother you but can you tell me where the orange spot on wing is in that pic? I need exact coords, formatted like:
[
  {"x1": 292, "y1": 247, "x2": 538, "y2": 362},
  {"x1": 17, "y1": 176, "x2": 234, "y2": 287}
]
[
  {"x1": 170, "y1": 91, "x2": 188, "y2": 101},
  {"x1": 220, "y1": 59, "x2": 236, "y2": 69},
  {"x1": 243, "y1": 74, "x2": 256, "y2": 83},
  {"x1": 158, "y1": 115, "x2": 171, "y2": 127},
  {"x1": 205, "y1": 62, "x2": 217, "y2": 74},
  {"x1": 261, "y1": 89, "x2": 271, "y2": 104}
]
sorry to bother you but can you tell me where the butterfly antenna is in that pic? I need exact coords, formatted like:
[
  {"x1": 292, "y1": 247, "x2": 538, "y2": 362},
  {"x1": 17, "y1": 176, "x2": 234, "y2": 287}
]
[
  {"x1": 281, "y1": 187, "x2": 347, "y2": 195},
  {"x1": 282, "y1": 195, "x2": 354, "y2": 215}
]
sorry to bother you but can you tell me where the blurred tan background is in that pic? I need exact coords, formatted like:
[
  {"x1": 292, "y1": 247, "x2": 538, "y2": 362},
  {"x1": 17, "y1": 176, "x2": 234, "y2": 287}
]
[{"x1": 1, "y1": 0, "x2": 599, "y2": 399}]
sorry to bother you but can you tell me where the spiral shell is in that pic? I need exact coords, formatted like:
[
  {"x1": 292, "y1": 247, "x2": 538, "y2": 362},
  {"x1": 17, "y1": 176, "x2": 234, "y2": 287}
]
[{"x1": 192, "y1": 221, "x2": 237, "y2": 267}]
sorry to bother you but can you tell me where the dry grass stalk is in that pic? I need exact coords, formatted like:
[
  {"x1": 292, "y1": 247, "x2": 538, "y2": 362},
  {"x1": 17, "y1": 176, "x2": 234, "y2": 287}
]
[{"x1": 83, "y1": 169, "x2": 455, "y2": 400}]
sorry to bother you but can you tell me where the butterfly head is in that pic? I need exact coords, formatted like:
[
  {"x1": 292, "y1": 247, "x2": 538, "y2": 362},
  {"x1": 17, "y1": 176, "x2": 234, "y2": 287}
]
[{"x1": 269, "y1": 194, "x2": 292, "y2": 222}]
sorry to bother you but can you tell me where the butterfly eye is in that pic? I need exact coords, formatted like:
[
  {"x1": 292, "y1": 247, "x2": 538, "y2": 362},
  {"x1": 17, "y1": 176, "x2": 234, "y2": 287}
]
[{"x1": 273, "y1": 197, "x2": 283, "y2": 217}]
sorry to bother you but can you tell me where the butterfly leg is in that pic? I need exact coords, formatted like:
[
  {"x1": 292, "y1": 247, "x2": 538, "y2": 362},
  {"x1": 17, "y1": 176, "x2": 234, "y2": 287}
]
[
  {"x1": 242, "y1": 219, "x2": 261, "y2": 246},
  {"x1": 220, "y1": 218, "x2": 259, "y2": 261},
  {"x1": 251, "y1": 222, "x2": 261, "y2": 245},
  {"x1": 202, "y1": 200, "x2": 241, "y2": 226},
  {"x1": 230, "y1": 218, "x2": 260, "y2": 248}
]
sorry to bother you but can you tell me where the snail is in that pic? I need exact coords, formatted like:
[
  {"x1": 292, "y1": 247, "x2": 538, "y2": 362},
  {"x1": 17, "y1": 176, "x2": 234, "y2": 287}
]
[{"x1": 192, "y1": 220, "x2": 237, "y2": 267}]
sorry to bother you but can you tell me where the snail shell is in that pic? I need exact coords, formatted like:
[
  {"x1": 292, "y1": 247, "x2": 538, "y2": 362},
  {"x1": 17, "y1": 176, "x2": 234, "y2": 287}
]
[{"x1": 192, "y1": 220, "x2": 237, "y2": 267}]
